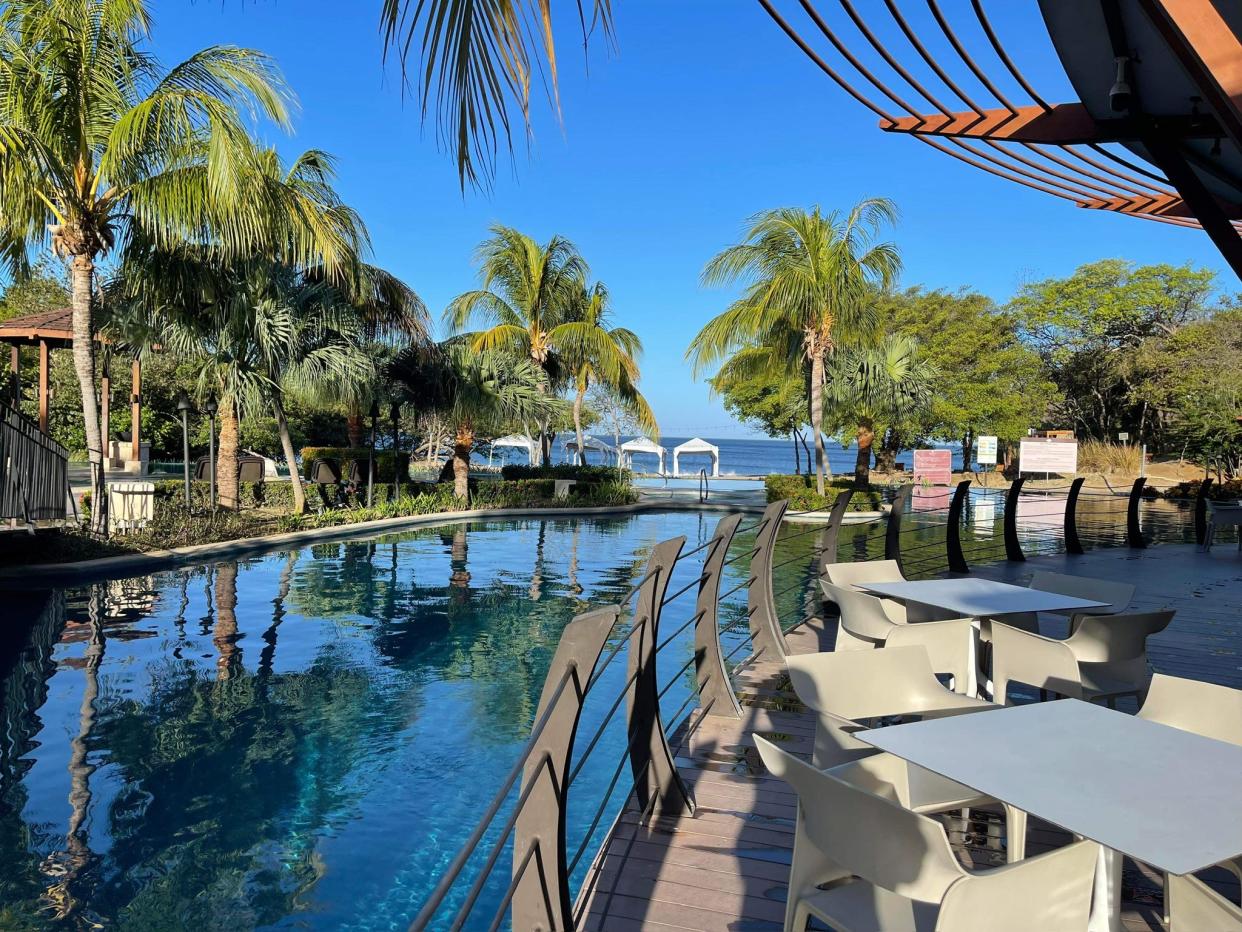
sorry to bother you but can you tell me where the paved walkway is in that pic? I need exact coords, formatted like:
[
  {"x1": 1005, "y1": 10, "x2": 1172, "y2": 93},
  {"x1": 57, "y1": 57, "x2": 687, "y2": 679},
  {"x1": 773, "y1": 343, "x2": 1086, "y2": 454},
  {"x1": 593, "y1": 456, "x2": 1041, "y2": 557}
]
[{"x1": 578, "y1": 543, "x2": 1242, "y2": 930}]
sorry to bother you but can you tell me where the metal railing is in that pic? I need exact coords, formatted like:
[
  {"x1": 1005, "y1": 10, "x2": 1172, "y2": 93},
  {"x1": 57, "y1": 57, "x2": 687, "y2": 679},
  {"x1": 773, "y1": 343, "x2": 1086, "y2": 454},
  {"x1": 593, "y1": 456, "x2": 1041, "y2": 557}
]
[
  {"x1": 876, "y1": 476, "x2": 1211, "y2": 578},
  {"x1": 697, "y1": 468, "x2": 709, "y2": 503},
  {"x1": 410, "y1": 502, "x2": 791, "y2": 930},
  {"x1": 0, "y1": 396, "x2": 71, "y2": 527}
]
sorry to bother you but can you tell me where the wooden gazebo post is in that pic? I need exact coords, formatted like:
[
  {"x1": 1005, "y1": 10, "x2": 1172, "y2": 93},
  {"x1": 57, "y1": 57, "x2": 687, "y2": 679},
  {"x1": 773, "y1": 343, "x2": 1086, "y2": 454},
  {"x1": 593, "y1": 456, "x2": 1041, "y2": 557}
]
[{"x1": 37, "y1": 339, "x2": 49, "y2": 433}]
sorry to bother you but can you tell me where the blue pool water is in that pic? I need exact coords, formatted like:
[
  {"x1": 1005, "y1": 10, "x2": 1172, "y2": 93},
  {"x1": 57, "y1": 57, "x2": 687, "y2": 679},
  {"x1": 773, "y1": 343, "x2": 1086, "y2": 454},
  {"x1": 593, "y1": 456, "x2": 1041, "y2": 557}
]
[{"x1": 0, "y1": 511, "x2": 843, "y2": 929}]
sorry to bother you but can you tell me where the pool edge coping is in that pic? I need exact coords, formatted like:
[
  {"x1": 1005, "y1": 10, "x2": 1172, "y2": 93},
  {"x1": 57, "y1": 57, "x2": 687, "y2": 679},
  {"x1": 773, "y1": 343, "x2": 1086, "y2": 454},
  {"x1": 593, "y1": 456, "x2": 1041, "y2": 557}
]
[{"x1": 0, "y1": 498, "x2": 769, "y2": 587}]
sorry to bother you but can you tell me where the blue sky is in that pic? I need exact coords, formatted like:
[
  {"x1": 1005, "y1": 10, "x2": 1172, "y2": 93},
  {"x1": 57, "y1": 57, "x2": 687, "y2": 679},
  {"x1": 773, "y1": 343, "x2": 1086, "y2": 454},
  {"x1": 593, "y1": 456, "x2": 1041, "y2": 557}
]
[{"x1": 151, "y1": 0, "x2": 1230, "y2": 438}]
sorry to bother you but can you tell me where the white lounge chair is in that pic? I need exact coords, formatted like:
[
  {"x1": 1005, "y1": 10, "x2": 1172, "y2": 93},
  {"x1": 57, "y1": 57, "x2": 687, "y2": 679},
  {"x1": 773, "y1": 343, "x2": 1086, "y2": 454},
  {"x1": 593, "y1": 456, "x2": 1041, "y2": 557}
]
[{"x1": 753, "y1": 734, "x2": 1099, "y2": 932}]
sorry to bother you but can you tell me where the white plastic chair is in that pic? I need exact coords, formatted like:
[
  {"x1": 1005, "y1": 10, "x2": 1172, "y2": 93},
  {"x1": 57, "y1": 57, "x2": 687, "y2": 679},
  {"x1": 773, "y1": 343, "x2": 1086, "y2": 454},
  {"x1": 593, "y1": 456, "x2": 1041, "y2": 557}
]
[
  {"x1": 1002, "y1": 571, "x2": 1136, "y2": 635},
  {"x1": 823, "y1": 559, "x2": 909, "y2": 622},
  {"x1": 1139, "y1": 674, "x2": 1242, "y2": 912},
  {"x1": 786, "y1": 649, "x2": 1028, "y2": 861},
  {"x1": 753, "y1": 735, "x2": 1099, "y2": 932},
  {"x1": 1167, "y1": 873, "x2": 1242, "y2": 931},
  {"x1": 1204, "y1": 500, "x2": 1242, "y2": 552},
  {"x1": 992, "y1": 610, "x2": 1175, "y2": 706},
  {"x1": 823, "y1": 581, "x2": 978, "y2": 695}
]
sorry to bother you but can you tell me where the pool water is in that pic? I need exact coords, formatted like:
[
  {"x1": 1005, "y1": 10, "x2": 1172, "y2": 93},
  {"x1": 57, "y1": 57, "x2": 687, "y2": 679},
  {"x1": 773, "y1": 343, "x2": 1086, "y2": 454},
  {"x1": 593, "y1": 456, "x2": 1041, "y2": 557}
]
[
  {"x1": 0, "y1": 496, "x2": 1179, "y2": 929},
  {"x1": 0, "y1": 511, "x2": 844, "y2": 930}
]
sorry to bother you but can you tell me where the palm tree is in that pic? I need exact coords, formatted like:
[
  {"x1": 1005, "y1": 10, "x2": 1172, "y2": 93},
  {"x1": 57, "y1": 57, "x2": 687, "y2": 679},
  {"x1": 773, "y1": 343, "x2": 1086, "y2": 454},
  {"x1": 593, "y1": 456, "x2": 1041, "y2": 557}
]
[
  {"x1": 387, "y1": 343, "x2": 561, "y2": 501},
  {"x1": 379, "y1": 1, "x2": 614, "y2": 188},
  {"x1": 446, "y1": 224, "x2": 588, "y2": 462},
  {"x1": 558, "y1": 281, "x2": 656, "y2": 463},
  {"x1": 688, "y1": 201, "x2": 902, "y2": 494},
  {"x1": 825, "y1": 335, "x2": 937, "y2": 485},
  {"x1": 0, "y1": 1, "x2": 357, "y2": 532}
]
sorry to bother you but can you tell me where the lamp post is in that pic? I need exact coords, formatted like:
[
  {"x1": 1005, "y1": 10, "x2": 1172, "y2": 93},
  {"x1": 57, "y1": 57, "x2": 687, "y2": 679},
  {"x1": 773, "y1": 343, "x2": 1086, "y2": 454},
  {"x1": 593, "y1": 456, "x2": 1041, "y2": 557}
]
[
  {"x1": 367, "y1": 399, "x2": 380, "y2": 507},
  {"x1": 390, "y1": 401, "x2": 401, "y2": 502},
  {"x1": 205, "y1": 395, "x2": 218, "y2": 512},
  {"x1": 176, "y1": 393, "x2": 193, "y2": 508}
]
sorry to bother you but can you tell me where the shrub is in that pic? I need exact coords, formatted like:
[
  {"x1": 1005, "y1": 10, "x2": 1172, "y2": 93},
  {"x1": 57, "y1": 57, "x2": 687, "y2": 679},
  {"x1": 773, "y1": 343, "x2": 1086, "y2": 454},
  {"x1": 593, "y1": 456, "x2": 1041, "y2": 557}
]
[
  {"x1": 499, "y1": 463, "x2": 629, "y2": 483},
  {"x1": 764, "y1": 474, "x2": 883, "y2": 512},
  {"x1": 1076, "y1": 440, "x2": 1142, "y2": 475},
  {"x1": 299, "y1": 447, "x2": 410, "y2": 482},
  {"x1": 1160, "y1": 478, "x2": 1242, "y2": 502}
]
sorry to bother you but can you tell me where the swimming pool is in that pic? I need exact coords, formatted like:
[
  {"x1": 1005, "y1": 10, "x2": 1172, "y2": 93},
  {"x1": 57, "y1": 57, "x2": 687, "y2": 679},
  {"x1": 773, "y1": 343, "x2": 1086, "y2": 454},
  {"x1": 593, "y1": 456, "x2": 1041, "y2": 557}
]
[{"x1": 0, "y1": 511, "x2": 845, "y2": 929}]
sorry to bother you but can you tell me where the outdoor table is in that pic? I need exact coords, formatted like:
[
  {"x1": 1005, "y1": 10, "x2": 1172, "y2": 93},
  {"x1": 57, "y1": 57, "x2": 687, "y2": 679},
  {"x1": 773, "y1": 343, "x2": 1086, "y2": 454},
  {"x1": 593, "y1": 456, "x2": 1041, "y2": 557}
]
[
  {"x1": 858, "y1": 700, "x2": 1242, "y2": 932},
  {"x1": 858, "y1": 578, "x2": 1108, "y2": 620}
]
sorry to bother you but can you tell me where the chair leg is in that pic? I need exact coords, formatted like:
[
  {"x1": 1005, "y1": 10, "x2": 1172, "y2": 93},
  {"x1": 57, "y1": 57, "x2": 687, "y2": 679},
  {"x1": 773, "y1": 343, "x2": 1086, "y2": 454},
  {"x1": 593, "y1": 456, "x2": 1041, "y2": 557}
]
[
  {"x1": 1003, "y1": 804, "x2": 1027, "y2": 862},
  {"x1": 788, "y1": 900, "x2": 812, "y2": 932}
]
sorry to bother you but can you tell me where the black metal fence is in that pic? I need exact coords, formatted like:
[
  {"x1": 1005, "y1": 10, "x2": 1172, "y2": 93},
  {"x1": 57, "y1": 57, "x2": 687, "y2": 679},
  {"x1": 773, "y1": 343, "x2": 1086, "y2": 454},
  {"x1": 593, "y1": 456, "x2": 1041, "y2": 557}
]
[{"x1": 0, "y1": 396, "x2": 71, "y2": 527}]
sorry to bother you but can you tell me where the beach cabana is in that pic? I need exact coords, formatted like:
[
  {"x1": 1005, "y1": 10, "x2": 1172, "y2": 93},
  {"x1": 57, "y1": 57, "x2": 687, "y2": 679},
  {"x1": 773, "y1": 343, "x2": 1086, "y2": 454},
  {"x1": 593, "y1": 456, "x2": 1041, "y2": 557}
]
[
  {"x1": 490, "y1": 434, "x2": 540, "y2": 466},
  {"x1": 564, "y1": 435, "x2": 616, "y2": 465},
  {"x1": 672, "y1": 437, "x2": 719, "y2": 477},
  {"x1": 619, "y1": 437, "x2": 666, "y2": 476}
]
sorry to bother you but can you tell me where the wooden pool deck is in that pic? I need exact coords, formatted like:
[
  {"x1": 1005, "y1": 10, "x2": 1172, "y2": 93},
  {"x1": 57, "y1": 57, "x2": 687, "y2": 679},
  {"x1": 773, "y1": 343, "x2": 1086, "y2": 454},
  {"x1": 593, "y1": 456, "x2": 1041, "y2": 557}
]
[{"x1": 577, "y1": 543, "x2": 1242, "y2": 931}]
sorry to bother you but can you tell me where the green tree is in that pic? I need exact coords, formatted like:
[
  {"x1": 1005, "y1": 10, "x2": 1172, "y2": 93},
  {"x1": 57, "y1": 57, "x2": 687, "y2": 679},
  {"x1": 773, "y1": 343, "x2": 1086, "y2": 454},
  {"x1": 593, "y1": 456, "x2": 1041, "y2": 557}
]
[
  {"x1": 559, "y1": 281, "x2": 655, "y2": 463},
  {"x1": 387, "y1": 343, "x2": 561, "y2": 500},
  {"x1": 1130, "y1": 309, "x2": 1242, "y2": 477},
  {"x1": 876, "y1": 287, "x2": 1057, "y2": 464},
  {"x1": 689, "y1": 201, "x2": 901, "y2": 494},
  {"x1": 709, "y1": 349, "x2": 809, "y2": 472},
  {"x1": 823, "y1": 335, "x2": 936, "y2": 484},
  {"x1": 1007, "y1": 260, "x2": 1227, "y2": 441},
  {"x1": 446, "y1": 224, "x2": 589, "y2": 463},
  {"x1": 0, "y1": 0, "x2": 359, "y2": 531}
]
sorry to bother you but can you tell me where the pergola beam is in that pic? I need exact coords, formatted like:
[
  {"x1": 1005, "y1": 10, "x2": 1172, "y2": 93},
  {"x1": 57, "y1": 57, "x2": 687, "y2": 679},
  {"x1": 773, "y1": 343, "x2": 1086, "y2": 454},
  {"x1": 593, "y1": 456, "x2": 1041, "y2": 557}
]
[{"x1": 882, "y1": 105, "x2": 1222, "y2": 145}]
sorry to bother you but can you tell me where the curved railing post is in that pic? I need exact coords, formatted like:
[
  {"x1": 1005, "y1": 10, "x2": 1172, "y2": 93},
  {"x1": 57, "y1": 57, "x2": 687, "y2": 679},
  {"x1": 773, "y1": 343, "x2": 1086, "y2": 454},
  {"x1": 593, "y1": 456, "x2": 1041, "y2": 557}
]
[
  {"x1": 1004, "y1": 477, "x2": 1027, "y2": 562},
  {"x1": 816, "y1": 489, "x2": 855, "y2": 576},
  {"x1": 627, "y1": 537, "x2": 695, "y2": 820},
  {"x1": 946, "y1": 480, "x2": 971, "y2": 574},
  {"x1": 1065, "y1": 477, "x2": 1086, "y2": 555},
  {"x1": 695, "y1": 514, "x2": 744, "y2": 719},
  {"x1": 1195, "y1": 477, "x2": 1215, "y2": 545},
  {"x1": 512, "y1": 606, "x2": 622, "y2": 931},
  {"x1": 748, "y1": 500, "x2": 788, "y2": 663},
  {"x1": 885, "y1": 484, "x2": 912, "y2": 576},
  {"x1": 1127, "y1": 477, "x2": 1148, "y2": 549}
]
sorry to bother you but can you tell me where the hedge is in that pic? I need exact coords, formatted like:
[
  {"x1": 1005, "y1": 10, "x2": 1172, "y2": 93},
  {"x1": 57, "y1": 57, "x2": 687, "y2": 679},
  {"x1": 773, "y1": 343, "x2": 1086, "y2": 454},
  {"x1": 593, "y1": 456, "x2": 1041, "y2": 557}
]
[
  {"x1": 500, "y1": 463, "x2": 629, "y2": 483},
  {"x1": 300, "y1": 447, "x2": 410, "y2": 483},
  {"x1": 1160, "y1": 478, "x2": 1242, "y2": 502},
  {"x1": 764, "y1": 474, "x2": 883, "y2": 512}
]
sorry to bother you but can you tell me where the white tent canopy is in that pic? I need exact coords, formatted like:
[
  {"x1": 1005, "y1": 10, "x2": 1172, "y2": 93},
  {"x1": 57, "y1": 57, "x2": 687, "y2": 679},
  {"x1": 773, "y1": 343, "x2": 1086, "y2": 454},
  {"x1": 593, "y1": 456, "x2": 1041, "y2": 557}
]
[
  {"x1": 490, "y1": 434, "x2": 540, "y2": 466},
  {"x1": 564, "y1": 435, "x2": 617, "y2": 464},
  {"x1": 672, "y1": 437, "x2": 719, "y2": 477},
  {"x1": 619, "y1": 437, "x2": 666, "y2": 476}
]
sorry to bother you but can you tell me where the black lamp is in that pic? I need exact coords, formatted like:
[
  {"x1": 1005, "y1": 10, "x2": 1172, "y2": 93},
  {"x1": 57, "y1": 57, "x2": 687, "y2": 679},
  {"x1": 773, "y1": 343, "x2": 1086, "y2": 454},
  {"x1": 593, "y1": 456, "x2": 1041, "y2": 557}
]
[
  {"x1": 367, "y1": 400, "x2": 380, "y2": 507},
  {"x1": 176, "y1": 393, "x2": 193, "y2": 507}
]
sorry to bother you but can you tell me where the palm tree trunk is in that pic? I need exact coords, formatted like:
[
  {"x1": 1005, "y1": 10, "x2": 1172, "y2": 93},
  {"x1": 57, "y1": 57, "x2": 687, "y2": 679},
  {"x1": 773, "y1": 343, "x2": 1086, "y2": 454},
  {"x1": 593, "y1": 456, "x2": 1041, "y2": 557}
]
[
  {"x1": 218, "y1": 399, "x2": 241, "y2": 509},
  {"x1": 273, "y1": 394, "x2": 306, "y2": 514},
  {"x1": 810, "y1": 352, "x2": 827, "y2": 495},
  {"x1": 213, "y1": 562, "x2": 241, "y2": 680},
  {"x1": 70, "y1": 255, "x2": 106, "y2": 534},
  {"x1": 452, "y1": 424, "x2": 473, "y2": 502},
  {"x1": 854, "y1": 416, "x2": 875, "y2": 486},
  {"x1": 573, "y1": 384, "x2": 586, "y2": 466},
  {"x1": 346, "y1": 406, "x2": 364, "y2": 448}
]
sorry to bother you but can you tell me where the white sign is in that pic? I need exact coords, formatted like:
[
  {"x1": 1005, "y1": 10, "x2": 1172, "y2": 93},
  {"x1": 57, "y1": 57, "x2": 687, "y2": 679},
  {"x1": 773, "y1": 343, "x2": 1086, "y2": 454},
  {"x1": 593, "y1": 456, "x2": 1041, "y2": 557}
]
[
  {"x1": 1118, "y1": 432, "x2": 1130, "y2": 442},
  {"x1": 976, "y1": 435, "x2": 998, "y2": 465},
  {"x1": 1019, "y1": 438, "x2": 1078, "y2": 474}
]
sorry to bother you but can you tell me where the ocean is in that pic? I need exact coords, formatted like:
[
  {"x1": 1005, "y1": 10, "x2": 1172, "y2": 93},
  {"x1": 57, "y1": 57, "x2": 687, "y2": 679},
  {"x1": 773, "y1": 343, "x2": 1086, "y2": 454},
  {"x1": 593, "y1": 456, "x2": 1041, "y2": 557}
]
[{"x1": 499, "y1": 434, "x2": 965, "y2": 476}]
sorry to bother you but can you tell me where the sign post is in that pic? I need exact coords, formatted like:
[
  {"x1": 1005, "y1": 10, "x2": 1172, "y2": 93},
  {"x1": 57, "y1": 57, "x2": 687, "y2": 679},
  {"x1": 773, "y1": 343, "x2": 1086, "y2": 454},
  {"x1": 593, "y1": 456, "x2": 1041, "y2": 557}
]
[{"x1": 1018, "y1": 438, "x2": 1078, "y2": 476}]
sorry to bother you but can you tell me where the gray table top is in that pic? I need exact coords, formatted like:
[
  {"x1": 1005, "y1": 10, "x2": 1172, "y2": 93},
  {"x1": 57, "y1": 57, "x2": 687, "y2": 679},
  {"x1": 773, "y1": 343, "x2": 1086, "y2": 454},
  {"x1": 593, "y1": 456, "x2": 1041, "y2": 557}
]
[
  {"x1": 859, "y1": 700, "x2": 1242, "y2": 875},
  {"x1": 859, "y1": 578, "x2": 1109, "y2": 617}
]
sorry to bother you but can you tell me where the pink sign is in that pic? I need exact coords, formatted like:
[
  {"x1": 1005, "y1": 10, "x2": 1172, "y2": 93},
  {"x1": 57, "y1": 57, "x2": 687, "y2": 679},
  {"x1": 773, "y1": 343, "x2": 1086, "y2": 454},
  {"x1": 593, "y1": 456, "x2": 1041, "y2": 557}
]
[{"x1": 913, "y1": 449, "x2": 953, "y2": 486}]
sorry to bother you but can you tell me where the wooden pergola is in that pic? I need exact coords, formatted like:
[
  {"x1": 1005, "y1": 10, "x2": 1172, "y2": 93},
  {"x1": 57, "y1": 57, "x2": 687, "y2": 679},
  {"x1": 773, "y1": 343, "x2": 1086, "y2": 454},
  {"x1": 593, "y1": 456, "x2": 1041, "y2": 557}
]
[
  {"x1": 759, "y1": 0, "x2": 1242, "y2": 278},
  {"x1": 0, "y1": 307, "x2": 143, "y2": 465}
]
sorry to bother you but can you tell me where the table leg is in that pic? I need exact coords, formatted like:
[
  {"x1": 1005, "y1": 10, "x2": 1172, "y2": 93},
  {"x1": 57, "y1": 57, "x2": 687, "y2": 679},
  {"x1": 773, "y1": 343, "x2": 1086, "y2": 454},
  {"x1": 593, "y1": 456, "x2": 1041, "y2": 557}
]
[{"x1": 1087, "y1": 845, "x2": 1124, "y2": 932}]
